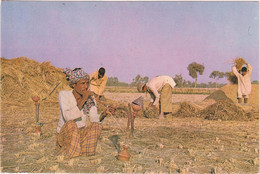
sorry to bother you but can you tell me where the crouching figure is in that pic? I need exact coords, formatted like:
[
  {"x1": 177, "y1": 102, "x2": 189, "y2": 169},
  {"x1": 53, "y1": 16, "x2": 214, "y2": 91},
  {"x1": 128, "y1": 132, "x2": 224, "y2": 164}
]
[{"x1": 56, "y1": 67, "x2": 110, "y2": 159}]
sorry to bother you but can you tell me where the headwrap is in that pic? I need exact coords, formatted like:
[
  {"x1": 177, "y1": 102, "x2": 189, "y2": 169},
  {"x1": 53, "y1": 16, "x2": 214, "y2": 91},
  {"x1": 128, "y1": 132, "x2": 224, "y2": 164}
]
[
  {"x1": 63, "y1": 67, "x2": 95, "y2": 114},
  {"x1": 63, "y1": 67, "x2": 90, "y2": 86}
]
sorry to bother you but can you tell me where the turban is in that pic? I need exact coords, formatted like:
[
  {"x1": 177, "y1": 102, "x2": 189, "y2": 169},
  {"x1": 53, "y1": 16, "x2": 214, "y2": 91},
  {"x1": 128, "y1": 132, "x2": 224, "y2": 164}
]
[{"x1": 63, "y1": 68, "x2": 89, "y2": 86}]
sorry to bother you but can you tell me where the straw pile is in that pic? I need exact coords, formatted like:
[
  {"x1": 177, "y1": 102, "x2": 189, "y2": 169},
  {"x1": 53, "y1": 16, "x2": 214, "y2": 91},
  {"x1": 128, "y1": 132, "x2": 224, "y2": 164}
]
[
  {"x1": 2, "y1": 57, "x2": 131, "y2": 118},
  {"x1": 205, "y1": 84, "x2": 259, "y2": 111},
  {"x1": 173, "y1": 102, "x2": 201, "y2": 118},
  {"x1": 200, "y1": 100, "x2": 251, "y2": 121},
  {"x1": 97, "y1": 97, "x2": 129, "y2": 118},
  {"x1": 1, "y1": 57, "x2": 71, "y2": 104},
  {"x1": 143, "y1": 107, "x2": 159, "y2": 118},
  {"x1": 204, "y1": 90, "x2": 233, "y2": 103}
]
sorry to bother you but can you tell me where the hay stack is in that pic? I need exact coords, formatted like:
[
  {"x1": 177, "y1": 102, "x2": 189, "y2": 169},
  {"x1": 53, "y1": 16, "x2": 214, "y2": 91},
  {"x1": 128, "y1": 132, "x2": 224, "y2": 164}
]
[
  {"x1": 204, "y1": 84, "x2": 259, "y2": 111},
  {"x1": 200, "y1": 100, "x2": 251, "y2": 121},
  {"x1": 1, "y1": 57, "x2": 71, "y2": 104},
  {"x1": 173, "y1": 102, "x2": 202, "y2": 118}
]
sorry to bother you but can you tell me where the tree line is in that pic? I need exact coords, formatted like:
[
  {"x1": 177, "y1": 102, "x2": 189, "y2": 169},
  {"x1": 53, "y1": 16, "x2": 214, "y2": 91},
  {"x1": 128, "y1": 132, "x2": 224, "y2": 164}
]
[{"x1": 107, "y1": 62, "x2": 258, "y2": 88}]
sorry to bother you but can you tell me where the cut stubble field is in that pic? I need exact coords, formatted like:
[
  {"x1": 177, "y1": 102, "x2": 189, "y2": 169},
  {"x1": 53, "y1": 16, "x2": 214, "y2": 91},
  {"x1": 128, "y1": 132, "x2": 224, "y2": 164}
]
[{"x1": 1, "y1": 92, "x2": 259, "y2": 173}]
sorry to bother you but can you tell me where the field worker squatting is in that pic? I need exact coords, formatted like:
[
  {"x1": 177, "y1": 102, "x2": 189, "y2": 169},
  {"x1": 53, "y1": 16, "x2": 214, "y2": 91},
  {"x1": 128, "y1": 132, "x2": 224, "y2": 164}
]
[
  {"x1": 137, "y1": 75, "x2": 176, "y2": 119},
  {"x1": 56, "y1": 68, "x2": 111, "y2": 159},
  {"x1": 232, "y1": 63, "x2": 252, "y2": 104},
  {"x1": 89, "y1": 67, "x2": 108, "y2": 102}
]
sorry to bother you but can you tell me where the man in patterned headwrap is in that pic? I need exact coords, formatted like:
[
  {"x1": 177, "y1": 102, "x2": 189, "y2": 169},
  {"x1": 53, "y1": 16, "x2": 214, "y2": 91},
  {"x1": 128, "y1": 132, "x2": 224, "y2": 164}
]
[{"x1": 56, "y1": 68, "x2": 112, "y2": 159}]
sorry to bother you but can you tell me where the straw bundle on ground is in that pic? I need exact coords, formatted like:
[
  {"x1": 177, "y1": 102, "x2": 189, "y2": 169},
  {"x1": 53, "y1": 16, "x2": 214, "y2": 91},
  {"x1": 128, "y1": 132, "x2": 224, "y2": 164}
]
[
  {"x1": 97, "y1": 97, "x2": 129, "y2": 118},
  {"x1": 143, "y1": 107, "x2": 158, "y2": 118},
  {"x1": 173, "y1": 102, "x2": 201, "y2": 118},
  {"x1": 199, "y1": 100, "x2": 251, "y2": 121}
]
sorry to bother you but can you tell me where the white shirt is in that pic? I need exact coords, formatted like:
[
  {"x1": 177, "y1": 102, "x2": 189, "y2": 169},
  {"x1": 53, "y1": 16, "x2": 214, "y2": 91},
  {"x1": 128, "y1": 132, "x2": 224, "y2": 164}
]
[
  {"x1": 232, "y1": 64, "x2": 252, "y2": 98},
  {"x1": 57, "y1": 90, "x2": 100, "y2": 133},
  {"x1": 146, "y1": 76, "x2": 176, "y2": 106}
]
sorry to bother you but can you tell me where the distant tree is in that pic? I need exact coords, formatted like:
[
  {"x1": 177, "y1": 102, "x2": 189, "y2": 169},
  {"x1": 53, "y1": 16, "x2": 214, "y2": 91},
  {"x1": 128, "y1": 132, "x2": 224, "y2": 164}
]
[
  {"x1": 173, "y1": 74, "x2": 184, "y2": 87},
  {"x1": 209, "y1": 71, "x2": 225, "y2": 88},
  {"x1": 107, "y1": 77, "x2": 129, "y2": 86},
  {"x1": 252, "y1": 80, "x2": 259, "y2": 84},
  {"x1": 107, "y1": 77, "x2": 119, "y2": 86},
  {"x1": 187, "y1": 62, "x2": 205, "y2": 88},
  {"x1": 183, "y1": 80, "x2": 193, "y2": 88},
  {"x1": 131, "y1": 74, "x2": 149, "y2": 86},
  {"x1": 224, "y1": 71, "x2": 238, "y2": 84}
]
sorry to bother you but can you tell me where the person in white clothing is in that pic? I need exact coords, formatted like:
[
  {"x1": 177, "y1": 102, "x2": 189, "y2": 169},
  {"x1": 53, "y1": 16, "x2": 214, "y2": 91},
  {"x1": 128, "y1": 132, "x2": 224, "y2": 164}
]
[
  {"x1": 137, "y1": 75, "x2": 176, "y2": 119},
  {"x1": 232, "y1": 63, "x2": 252, "y2": 103},
  {"x1": 56, "y1": 68, "x2": 112, "y2": 159}
]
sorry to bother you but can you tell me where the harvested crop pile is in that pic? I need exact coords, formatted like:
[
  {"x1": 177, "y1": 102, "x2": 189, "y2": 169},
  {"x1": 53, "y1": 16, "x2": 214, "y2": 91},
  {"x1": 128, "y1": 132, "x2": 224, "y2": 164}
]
[
  {"x1": 204, "y1": 84, "x2": 259, "y2": 111},
  {"x1": 97, "y1": 96, "x2": 129, "y2": 118},
  {"x1": 235, "y1": 57, "x2": 246, "y2": 71},
  {"x1": 200, "y1": 100, "x2": 251, "y2": 121},
  {"x1": 1, "y1": 57, "x2": 130, "y2": 120},
  {"x1": 204, "y1": 90, "x2": 233, "y2": 103},
  {"x1": 173, "y1": 102, "x2": 201, "y2": 118},
  {"x1": 143, "y1": 107, "x2": 159, "y2": 118},
  {"x1": 1, "y1": 57, "x2": 71, "y2": 104}
]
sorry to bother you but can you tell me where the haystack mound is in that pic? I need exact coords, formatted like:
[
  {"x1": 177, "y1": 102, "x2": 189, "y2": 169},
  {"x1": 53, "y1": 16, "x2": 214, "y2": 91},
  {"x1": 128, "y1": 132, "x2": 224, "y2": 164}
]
[
  {"x1": 204, "y1": 84, "x2": 259, "y2": 110},
  {"x1": 1, "y1": 57, "x2": 71, "y2": 104},
  {"x1": 174, "y1": 102, "x2": 202, "y2": 118},
  {"x1": 200, "y1": 100, "x2": 252, "y2": 121}
]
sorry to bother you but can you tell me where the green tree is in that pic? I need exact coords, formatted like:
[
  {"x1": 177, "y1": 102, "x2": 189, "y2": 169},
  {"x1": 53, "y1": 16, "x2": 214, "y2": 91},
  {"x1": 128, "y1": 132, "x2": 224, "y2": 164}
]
[
  {"x1": 173, "y1": 74, "x2": 184, "y2": 87},
  {"x1": 131, "y1": 74, "x2": 149, "y2": 86},
  {"x1": 252, "y1": 80, "x2": 259, "y2": 84},
  {"x1": 187, "y1": 62, "x2": 205, "y2": 88},
  {"x1": 209, "y1": 71, "x2": 225, "y2": 88}
]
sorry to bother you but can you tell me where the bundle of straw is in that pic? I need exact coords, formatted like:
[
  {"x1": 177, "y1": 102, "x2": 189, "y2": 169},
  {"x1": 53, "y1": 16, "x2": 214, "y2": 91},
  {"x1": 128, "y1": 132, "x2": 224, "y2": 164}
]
[{"x1": 234, "y1": 58, "x2": 246, "y2": 71}]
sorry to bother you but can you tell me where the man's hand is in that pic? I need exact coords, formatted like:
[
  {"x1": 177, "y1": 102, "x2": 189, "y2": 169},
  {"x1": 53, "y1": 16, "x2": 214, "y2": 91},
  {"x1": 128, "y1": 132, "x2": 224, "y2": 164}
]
[
  {"x1": 148, "y1": 102, "x2": 153, "y2": 107},
  {"x1": 148, "y1": 102, "x2": 157, "y2": 109},
  {"x1": 106, "y1": 104, "x2": 116, "y2": 115},
  {"x1": 95, "y1": 95, "x2": 100, "y2": 102},
  {"x1": 82, "y1": 89, "x2": 90, "y2": 101}
]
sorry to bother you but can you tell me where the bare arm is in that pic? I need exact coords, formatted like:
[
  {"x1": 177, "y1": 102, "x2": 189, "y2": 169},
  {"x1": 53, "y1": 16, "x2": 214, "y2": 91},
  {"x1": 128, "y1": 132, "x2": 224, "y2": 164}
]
[
  {"x1": 247, "y1": 64, "x2": 252, "y2": 76},
  {"x1": 97, "y1": 76, "x2": 107, "y2": 95},
  {"x1": 232, "y1": 66, "x2": 240, "y2": 77},
  {"x1": 149, "y1": 86, "x2": 160, "y2": 106}
]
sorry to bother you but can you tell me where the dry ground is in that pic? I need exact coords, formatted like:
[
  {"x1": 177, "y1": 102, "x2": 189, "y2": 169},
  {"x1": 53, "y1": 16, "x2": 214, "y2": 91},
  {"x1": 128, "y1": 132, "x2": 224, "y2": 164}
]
[
  {"x1": 1, "y1": 93, "x2": 259, "y2": 173},
  {"x1": 103, "y1": 92, "x2": 208, "y2": 104}
]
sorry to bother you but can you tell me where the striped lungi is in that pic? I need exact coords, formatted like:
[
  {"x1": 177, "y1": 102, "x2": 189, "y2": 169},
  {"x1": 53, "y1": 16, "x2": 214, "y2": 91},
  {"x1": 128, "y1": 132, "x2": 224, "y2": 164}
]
[{"x1": 56, "y1": 120, "x2": 102, "y2": 159}]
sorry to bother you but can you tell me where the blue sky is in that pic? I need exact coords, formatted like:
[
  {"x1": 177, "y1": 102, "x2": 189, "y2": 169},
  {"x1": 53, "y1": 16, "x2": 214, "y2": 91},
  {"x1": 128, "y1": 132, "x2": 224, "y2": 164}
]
[{"x1": 2, "y1": 1, "x2": 259, "y2": 83}]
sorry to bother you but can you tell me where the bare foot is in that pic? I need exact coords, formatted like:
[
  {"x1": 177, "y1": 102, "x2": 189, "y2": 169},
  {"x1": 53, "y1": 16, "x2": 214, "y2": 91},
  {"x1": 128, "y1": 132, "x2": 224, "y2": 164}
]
[{"x1": 159, "y1": 113, "x2": 165, "y2": 119}]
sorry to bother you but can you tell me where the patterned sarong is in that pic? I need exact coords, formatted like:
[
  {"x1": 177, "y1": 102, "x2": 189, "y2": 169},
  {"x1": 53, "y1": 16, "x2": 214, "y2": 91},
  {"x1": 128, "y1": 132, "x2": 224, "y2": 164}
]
[{"x1": 56, "y1": 120, "x2": 102, "y2": 159}]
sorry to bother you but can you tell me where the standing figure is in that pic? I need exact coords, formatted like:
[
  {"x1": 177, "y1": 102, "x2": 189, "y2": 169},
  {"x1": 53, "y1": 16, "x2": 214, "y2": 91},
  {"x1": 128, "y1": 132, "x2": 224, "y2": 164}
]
[
  {"x1": 232, "y1": 63, "x2": 252, "y2": 103},
  {"x1": 137, "y1": 75, "x2": 176, "y2": 119},
  {"x1": 89, "y1": 67, "x2": 108, "y2": 102}
]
